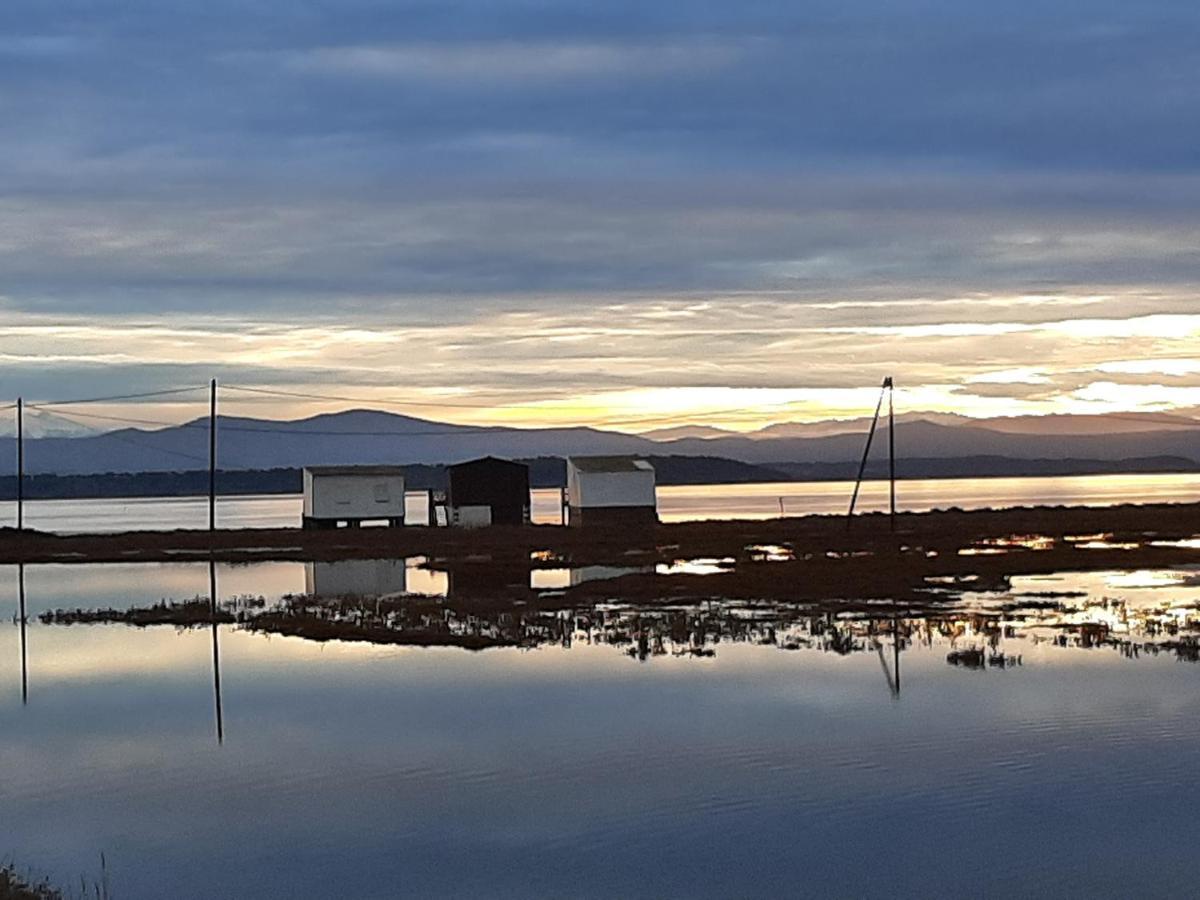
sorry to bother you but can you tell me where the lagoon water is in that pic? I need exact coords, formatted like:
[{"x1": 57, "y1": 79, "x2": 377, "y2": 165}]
[
  {"x1": 1, "y1": 471, "x2": 1198, "y2": 533},
  {"x1": 2, "y1": 559, "x2": 1199, "y2": 897}
]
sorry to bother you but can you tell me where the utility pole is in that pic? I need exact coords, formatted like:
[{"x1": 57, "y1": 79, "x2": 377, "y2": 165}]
[
  {"x1": 209, "y1": 379, "x2": 217, "y2": 532},
  {"x1": 846, "y1": 377, "x2": 897, "y2": 530},
  {"x1": 886, "y1": 376, "x2": 896, "y2": 532},
  {"x1": 15, "y1": 397, "x2": 23, "y2": 532}
]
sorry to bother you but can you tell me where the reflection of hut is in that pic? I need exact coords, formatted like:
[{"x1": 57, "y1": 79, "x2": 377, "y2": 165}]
[
  {"x1": 305, "y1": 559, "x2": 408, "y2": 597},
  {"x1": 566, "y1": 456, "x2": 657, "y2": 527},
  {"x1": 302, "y1": 465, "x2": 406, "y2": 529},
  {"x1": 448, "y1": 456, "x2": 530, "y2": 527},
  {"x1": 446, "y1": 553, "x2": 532, "y2": 597}
]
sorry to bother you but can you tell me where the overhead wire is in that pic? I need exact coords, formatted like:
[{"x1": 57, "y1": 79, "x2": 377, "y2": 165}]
[
  {"x1": 17, "y1": 381, "x2": 800, "y2": 433},
  {"x1": 25, "y1": 386, "x2": 205, "y2": 408},
  {"x1": 19, "y1": 403, "x2": 733, "y2": 440},
  {"x1": 27, "y1": 408, "x2": 209, "y2": 430},
  {"x1": 220, "y1": 382, "x2": 794, "y2": 430},
  {"x1": 23, "y1": 408, "x2": 211, "y2": 465}
]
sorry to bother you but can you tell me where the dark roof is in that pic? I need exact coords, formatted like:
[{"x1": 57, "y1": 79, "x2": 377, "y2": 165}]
[
  {"x1": 303, "y1": 465, "x2": 407, "y2": 477},
  {"x1": 568, "y1": 456, "x2": 654, "y2": 474},
  {"x1": 448, "y1": 456, "x2": 527, "y2": 472}
]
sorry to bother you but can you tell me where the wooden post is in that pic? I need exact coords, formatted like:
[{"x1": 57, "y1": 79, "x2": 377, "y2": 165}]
[
  {"x1": 846, "y1": 380, "x2": 887, "y2": 528},
  {"x1": 886, "y1": 377, "x2": 896, "y2": 532},
  {"x1": 209, "y1": 379, "x2": 217, "y2": 532},
  {"x1": 15, "y1": 397, "x2": 23, "y2": 531}
]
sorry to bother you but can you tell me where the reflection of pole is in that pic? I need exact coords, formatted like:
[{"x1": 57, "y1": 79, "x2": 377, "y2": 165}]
[
  {"x1": 209, "y1": 559, "x2": 224, "y2": 744},
  {"x1": 16, "y1": 397, "x2": 23, "y2": 531},
  {"x1": 208, "y1": 379, "x2": 217, "y2": 532},
  {"x1": 846, "y1": 379, "x2": 889, "y2": 528},
  {"x1": 893, "y1": 613, "x2": 901, "y2": 696},
  {"x1": 18, "y1": 563, "x2": 28, "y2": 705},
  {"x1": 873, "y1": 615, "x2": 902, "y2": 698}
]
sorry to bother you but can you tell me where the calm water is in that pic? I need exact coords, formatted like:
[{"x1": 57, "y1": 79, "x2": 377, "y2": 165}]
[
  {"x1": 2, "y1": 471, "x2": 1198, "y2": 533},
  {"x1": 2, "y1": 559, "x2": 1199, "y2": 897}
]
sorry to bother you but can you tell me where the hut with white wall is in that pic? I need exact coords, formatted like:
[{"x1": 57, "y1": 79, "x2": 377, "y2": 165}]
[
  {"x1": 565, "y1": 456, "x2": 657, "y2": 527},
  {"x1": 302, "y1": 465, "x2": 407, "y2": 529}
]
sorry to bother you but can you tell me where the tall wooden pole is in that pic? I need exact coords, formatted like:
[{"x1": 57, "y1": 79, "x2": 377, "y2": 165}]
[
  {"x1": 846, "y1": 381, "x2": 887, "y2": 528},
  {"x1": 886, "y1": 377, "x2": 896, "y2": 532},
  {"x1": 209, "y1": 379, "x2": 217, "y2": 532},
  {"x1": 15, "y1": 397, "x2": 23, "y2": 532}
]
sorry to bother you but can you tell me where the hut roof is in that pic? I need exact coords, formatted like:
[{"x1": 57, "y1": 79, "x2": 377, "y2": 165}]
[
  {"x1": 568, "y1": 456, "x2": 654, "y2": 474},
  {"x1": 448, "y1": 456, "x2": 526, "y2": 472},
  {"x1": 303, "y1": 465, "x2": 407, "y2": 477}
]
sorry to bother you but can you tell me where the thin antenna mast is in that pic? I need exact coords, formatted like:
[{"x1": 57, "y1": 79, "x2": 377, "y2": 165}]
[
  {"x1": 209, "y1": 379, "x2": 217, "y2": 532},
  {"x1": 846, "y1": 377, "x2": 894, "y2": 529},
  {"x1": 886, "y1": 376, "x2": 896, "y2": 531},
  {"x1": 16, "y1": 398, "x2": 23, "y2": 531}
]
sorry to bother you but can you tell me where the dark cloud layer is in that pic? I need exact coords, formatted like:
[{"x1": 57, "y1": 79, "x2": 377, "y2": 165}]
[{"x1": 4, "y1": 6, "x2": 1200, "y2": 302}]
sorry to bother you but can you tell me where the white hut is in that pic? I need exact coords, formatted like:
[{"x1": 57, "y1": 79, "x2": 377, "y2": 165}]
[
  {"x1": 302, "y1": 465, "x2": 407, "y2": 529},
  {"x1": 565, "y1": 456, "x2": 657, "y2": 527}
]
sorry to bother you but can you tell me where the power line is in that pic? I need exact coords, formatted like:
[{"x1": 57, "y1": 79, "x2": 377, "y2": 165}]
[
  {"x1": 24, "y1": 404, "x2": 660, "y2": 440},
  {"x1": 25, "y1": 386, "x2": 205, "y2": 408},
  {"x1": 222, "y1": 383, "x2": 501, "y2": 409},
  {"x1": 31, "y1": 408, "x2": 208, "y2": 430},
  {"x1": 34, "y1": 409, "x2": 210, "y2": 465},
  {"x1": 220, "y1": 382, "x2": 791, "y2": 430}
]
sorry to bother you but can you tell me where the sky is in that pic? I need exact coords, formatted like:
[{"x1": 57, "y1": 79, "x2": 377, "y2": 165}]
[{"x1": 4, "y1": 0, "x2": 1200, "y2": 432}]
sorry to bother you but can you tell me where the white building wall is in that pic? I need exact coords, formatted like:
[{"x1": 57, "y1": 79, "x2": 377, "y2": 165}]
[
  {"x1": 304, "y1": 472, "x2": 407, "y2": 520},
  {"x1": 566, "y1": 465, "x2": 656, "y2": 508}
]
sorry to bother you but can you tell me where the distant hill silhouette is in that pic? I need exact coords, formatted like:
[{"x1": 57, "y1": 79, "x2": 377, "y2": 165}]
[{"x1": 3, "y1": 407, "x2": 1200, "y2": 478}]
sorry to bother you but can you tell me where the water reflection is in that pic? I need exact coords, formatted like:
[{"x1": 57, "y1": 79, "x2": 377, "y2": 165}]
[
  {"x1": 874, "y1": 615, "x2": 901, "y2": 697},
  {"x1": 18, "y1": 563, "x2": 27, "y2": 705},
  {"x1": 209, "y1": 559, "x2": 224, "y2": 745},
  {"x1": 305, "y1": 559, "x2": 410, "y2": 598},
  {"x1": 7, "y1": 559, "x2": 1200, "y2": 898},
  {"x1": 28, "y1": 567, "x2": 1200, "y2": 674}
]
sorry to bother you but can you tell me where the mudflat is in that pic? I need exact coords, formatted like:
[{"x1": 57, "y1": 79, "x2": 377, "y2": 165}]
[{"x1": 3, "y1": 501, "x2": 1199, "y2": 605}]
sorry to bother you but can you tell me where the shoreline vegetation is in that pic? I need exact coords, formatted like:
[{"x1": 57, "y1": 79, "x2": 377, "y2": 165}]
[
  {"x1": 35, "y1": 589, "x2": 1200, "y2": 663},
  {"x1": 0, "y1": 454, "x2": 1196, "y2": 502},
  {"x1": 0, "y1": 860, "x2": 108, "y2": 900},
  {"x1": 5, "y1": 501, "x2": 1200, "y2": 604},
  {"x1": 0, "y1": 864, "x2": 59, "y2": 900}
]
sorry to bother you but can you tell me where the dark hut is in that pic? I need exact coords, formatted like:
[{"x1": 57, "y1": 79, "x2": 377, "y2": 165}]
[{"x1": 447, "y1": 456, "x2": 531, "y2": 527}]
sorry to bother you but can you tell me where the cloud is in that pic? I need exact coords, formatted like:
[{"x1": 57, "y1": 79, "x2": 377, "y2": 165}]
[
  {"x1": 280, "y1": 39, "x2": 745, "y2": 83},
  {"x1": 2, "y1": 1, "x2": 1200, "y2": 424}
]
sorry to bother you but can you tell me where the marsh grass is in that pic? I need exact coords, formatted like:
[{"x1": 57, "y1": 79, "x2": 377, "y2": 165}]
[{"x1": 0, "y1": 855, "x2": 110, "y2": 900}]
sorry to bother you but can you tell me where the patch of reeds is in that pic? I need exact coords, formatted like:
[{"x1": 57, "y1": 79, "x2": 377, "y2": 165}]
[
  {"x1": 0, "y1": 853, "x2": 110, "y2": 900},
  {"x1": 39, "y1": 598, "x2": 232, "y2": 628}
]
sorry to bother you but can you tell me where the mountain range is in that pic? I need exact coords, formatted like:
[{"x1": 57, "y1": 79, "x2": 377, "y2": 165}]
[{"x1": 3, "y1": 408, "x2": 1200, "y2": 479}]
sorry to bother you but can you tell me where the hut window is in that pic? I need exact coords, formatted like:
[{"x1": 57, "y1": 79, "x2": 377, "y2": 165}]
[{"x1": 374, "y1": 482, "x2": 391, "y2": 503}]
